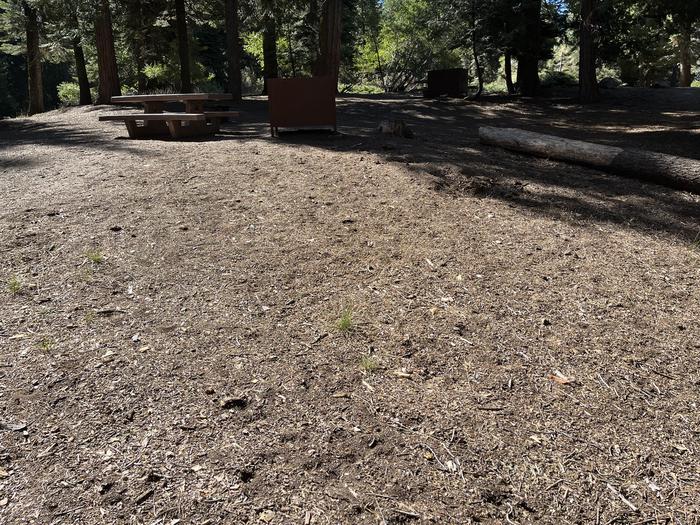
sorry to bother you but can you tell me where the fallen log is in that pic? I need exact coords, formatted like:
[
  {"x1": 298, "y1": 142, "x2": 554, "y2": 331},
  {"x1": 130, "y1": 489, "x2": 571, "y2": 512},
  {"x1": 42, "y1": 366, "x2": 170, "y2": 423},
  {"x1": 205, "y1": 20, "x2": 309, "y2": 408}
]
[{"x1": 479, "y1": 126, "x2": 700, "y2": 194}]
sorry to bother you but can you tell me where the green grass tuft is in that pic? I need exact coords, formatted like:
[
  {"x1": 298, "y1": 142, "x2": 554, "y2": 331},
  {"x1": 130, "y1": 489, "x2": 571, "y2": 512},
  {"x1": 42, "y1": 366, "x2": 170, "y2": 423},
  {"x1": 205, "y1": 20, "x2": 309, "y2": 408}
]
[
  {"x1": 360, "y1": 355, "x2": 378, "y2": 374},
  {"x1": 337, "y1": 308, "x2": 354, "y2": 332},
  {"x1": 86, "y1": 249, "x2": 104, "y2": 264},
  {"x1": 84, "y1": 310, "x2": 97, "y2": 325},
  {"x1": 8, "y1": 276, "x2": 22, "y2": 295},
  {"x1": 38, "y1": 338, "x2": 55, "y2": 351}
]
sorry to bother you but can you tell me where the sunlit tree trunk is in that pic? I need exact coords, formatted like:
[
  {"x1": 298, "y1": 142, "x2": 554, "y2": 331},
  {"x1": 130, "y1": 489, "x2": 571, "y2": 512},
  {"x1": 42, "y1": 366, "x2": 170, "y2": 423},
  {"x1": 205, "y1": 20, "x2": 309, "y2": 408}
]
[
  {"x1": 504, "y1": 51, "x2": 515, "y2": 95},
  {"x1": 225, "y1": 0, "x2": 242, "y2": 100},
  {"x1": 678, "y1": 26, "x2": 692, "y2": 88},
  {"x1": 470, "y1": 0, "x2": 483, "y2": 99},
  {"x1": 579, "y1": 0, "x2": 600, "y2": 102},
  {"x1": 286, "y1": 20, "x2": 297, "y2": 77},
  {"x1": 95, "y1": 0, "x2": 121, "y2": 104},
  {"x1": 23, "y1": 1, "x2": 44, "y2": 114},
  {"x1": 175, "y1": 0, "x2": 192, "y2": 92},
  {"x1": 314, "y1": 0, "x2": 343, "y2": 87}
]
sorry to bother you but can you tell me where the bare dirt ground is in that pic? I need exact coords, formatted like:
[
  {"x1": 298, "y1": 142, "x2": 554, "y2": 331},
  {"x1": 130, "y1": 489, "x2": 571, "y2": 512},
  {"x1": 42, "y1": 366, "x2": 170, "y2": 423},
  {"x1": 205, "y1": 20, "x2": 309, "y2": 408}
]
[{"x1": 1, "y1": 88, "x2": 699, "y2": 524}]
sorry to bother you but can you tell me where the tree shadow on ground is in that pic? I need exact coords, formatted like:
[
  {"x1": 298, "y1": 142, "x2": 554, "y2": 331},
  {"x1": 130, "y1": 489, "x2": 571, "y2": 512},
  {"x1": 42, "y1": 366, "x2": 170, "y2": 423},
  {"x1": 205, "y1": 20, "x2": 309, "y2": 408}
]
[
  {"x1": 0, "y1": 116, "x2": 156, "y2": 158},
  {"x1": 229, "y1": 89, "x2": 700, "y2": 244}
]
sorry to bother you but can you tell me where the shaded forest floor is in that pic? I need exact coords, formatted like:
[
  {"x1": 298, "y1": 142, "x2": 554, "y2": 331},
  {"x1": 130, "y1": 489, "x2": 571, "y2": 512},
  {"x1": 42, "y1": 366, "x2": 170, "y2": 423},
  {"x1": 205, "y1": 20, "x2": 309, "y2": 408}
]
[{"x1": 1, "y1": 88, "x2": 699, "y2": 524}]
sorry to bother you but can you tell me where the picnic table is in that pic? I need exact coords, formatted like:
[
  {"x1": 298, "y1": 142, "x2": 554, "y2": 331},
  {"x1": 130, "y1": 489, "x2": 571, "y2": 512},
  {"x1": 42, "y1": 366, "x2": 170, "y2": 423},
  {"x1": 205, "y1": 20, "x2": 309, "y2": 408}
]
[{"x1": 99, "y1": 93, "x2": 239, "y2": 139}]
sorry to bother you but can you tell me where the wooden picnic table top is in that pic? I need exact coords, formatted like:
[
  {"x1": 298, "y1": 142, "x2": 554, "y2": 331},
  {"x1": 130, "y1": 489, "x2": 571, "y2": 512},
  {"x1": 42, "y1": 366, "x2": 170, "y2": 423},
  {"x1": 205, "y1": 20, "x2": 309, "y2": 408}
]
[{"x1": 111, "y1": 93, "x2": 233, "y2": 104}]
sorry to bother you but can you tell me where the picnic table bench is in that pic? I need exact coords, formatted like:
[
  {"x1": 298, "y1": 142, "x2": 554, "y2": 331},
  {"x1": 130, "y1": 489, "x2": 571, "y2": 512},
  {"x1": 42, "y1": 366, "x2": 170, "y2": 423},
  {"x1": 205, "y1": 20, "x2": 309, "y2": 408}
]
[{"x1": 99, "y1": 93, "x2": 239, "y2": 139}]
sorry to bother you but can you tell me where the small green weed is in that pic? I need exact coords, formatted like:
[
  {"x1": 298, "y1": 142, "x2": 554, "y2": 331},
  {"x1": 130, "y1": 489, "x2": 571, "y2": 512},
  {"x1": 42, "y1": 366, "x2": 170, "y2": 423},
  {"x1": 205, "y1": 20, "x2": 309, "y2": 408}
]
[
  {"x1": 8, "y1": 276, "x2": 22, "y2": 295},
  {"x1": 360, "y1": 355, "x2": 378, "y2": 374},
  {"x1": 337, "y1": 308, "x2": 354, "y2": 332},
  {"x1": 84, "y1": 310, "x2": 97, "y2": 325},
  {"x1": 86, "y1": 249, "x2": 104, "y2": 264},
  {"x1": 38, "y1": 338, "x2": 55, "y2": 351}
]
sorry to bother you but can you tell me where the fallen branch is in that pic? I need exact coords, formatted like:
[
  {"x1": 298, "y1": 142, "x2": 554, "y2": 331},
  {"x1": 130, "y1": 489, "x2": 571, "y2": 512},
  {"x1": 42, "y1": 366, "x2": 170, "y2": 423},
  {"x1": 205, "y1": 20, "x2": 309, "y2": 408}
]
[{"x1": 479, "y1": 126, "x2": 700, "y2": 194}]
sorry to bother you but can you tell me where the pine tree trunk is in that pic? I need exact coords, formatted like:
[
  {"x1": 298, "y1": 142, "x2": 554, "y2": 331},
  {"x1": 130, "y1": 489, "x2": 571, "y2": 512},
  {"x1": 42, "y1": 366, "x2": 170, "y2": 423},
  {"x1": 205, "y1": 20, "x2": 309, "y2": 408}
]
[
  {"x1": 373, "y1": 33, "x2": 387, "y2": 93},
  {"x1": 516, "y1": 0, "x2": 541, "y2": 97},
  {"x1": 678, "y1": 27, "x2": 692, "y2": 88},
  {"x1": 262, "y1": 7, "x2": 278, "y2": 95},
  {"x1": 579, "y1": 0, "x2": 600, "y2": 102},
  {"x1": 504, "y1": 51, "x2": 515, "y2": 95},
  {"x1": 304, "y1": 0, "x2": 320, "y2": 70},
  {"x1": 95, "y1": 0, "x2": 121, "y2": 104},
  {"x1": 134, "y1": 42, "x2": 147, "y2": 92},
  {"x1": 470, "y1": 1, "x2": 483, "y2": 99},
  {"x1": 23, "y1": 1, "x2": 44, "y2": 114},
  {"x1": 72, "y1": 38, "x2": 92, "y2": 105},
  {"x1": 175, "y1": 0, "x2": 192, "y2": 92},
  {"x1": 129, "y1": 0, "x2": 147, "y2": 92},
  {"x1": 225, "y1": 0, "x2": 242, "y2": 101},
  {"x1": 314, "y1": 0, "x2": 343, "y2": 87},
  {"x1": 517, "y1": 56, "x2": 539, "y2": 96},
  {"x1": 287, "y1": 21, "x2": 297, "y2": 77}
]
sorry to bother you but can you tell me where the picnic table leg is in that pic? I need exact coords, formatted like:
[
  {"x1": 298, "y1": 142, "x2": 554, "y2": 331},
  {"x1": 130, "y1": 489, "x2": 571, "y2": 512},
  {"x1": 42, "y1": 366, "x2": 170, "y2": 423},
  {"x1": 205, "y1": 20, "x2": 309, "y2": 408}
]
[
  {"x1": 125, "y1": 121, "x2": 139, "y2": 139},
  {"x1": 166, "y1": 120, "x2": 184, "y2": 139},
  {"x1": 208, "y1": 117, "x2": 222, "y2": 133},
  {"x1": 184, "y1": 100, "x2": 221, "y2": 136},
  {"x1": 166, "y1": 119, "x2": 211, "y2": 139},
  {"x1": 141, "y1": 101, "x2": 169, "y2": 136}
]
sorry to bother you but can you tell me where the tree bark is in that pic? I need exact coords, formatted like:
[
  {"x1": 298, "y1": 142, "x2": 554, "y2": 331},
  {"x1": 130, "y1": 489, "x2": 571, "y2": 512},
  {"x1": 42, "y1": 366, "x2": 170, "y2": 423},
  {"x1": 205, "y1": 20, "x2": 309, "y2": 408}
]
[
  {"x1": 372, "y1": 33, "x2": 387, "y2": 93},
  {"x1": 479, "y1": 126, "x2": 700, "y2": 194},
  {"x1": 175, "y1": 0, "x2": 192, "y2": 92},
  {"x1": 504, "y1": 51, "x2": 515, "y2": 95},
  {"x1": 678, "y1": 27, "x2": 692, "y2": 88},
  {"x1": 470, "y1": 2, "x2": 483, "y2": 100},
  {"x1": 304, "y1": 0, "x2": 320, "y2": 70},
  {"x1": 286, "y1": 20, "x2": 297, "y2": 77},
  {"x1": 579, "y1": 0, "x2": 600, "y2": 102},
  {"x1": 95, "y1": 0, "x2": 121, "y2": 104},
  {"x1": 262, "y1": 3, "x2": 278, "y2": 95},
  {"x1": 128, "y1": 0, "x2": 147, "y2": 92},
  {"x1": 23, "y1": 1, "x2": 44, "y2": 114},
  {"x1": 517, "y1": 56, "x2": 539, "y2": 96},
  {"x1": 314, "y1": 0, "x2": 343, "y2": 87},
  {"x1": 72, "y1": 38, "x2": 92, "y2": 105},
  {"x1": 515, "y1": 0, "x2": 541, "y2": 97},
  {"x1": 225, "y1": 0, "x2": 242, "y2": 101}
]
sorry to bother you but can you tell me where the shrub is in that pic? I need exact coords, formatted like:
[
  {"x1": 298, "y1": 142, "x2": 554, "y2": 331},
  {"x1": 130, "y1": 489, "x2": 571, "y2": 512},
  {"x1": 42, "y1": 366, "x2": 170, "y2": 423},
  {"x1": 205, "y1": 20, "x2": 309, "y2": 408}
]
[
  {"x1": 541, "y1": 71, "x2": 578, "y2": 88},
  {"x1": 57, "y1": 82, "x2": 81, "y2": 106}
]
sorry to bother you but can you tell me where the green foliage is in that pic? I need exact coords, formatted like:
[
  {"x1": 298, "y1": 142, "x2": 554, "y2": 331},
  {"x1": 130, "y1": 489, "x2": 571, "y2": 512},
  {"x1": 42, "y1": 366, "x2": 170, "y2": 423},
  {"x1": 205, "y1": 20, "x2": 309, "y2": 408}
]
[
  {"x1": 360, "y1": 355, "x2": 378, "y2": 373},
  {"x1": 57, "y1": 81, "x2": 80, "y2": 105},
  {"x1": 541, "y1": 70, "x2": 578, "y2": 87},
  {"x1": 38, "y1": 338, "x2": 55, "y2": 351},
  {"x1": 337, "y1": 308, "x2": 354, "y2": 332},
  {"x1": 374, "y1": 0, "x2": 462, "y2": 92},
  {"x1": 7, "y1": 275, "x2": 21, "y2": 294},
  {"x1": 343, "y1": 82, "x2": 383, "y2": 94},
  {"x1": 86, "y1": 249, "x2": 104, "y2": 264}
]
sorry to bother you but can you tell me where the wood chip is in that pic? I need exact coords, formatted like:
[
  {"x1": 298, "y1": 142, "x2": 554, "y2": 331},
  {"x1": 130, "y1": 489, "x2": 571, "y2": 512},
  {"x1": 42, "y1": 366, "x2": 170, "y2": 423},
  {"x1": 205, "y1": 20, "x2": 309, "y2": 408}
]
[{"x1": 549, "y1": 370, "x2": 575, "y2": 385}]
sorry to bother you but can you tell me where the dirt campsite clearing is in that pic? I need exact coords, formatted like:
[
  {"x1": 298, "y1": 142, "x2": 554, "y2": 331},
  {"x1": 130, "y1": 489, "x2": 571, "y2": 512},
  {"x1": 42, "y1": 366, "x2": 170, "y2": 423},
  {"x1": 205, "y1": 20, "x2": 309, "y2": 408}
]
[{"x1": 1, "y1": 89, "x2": 700, "y2": 524}]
